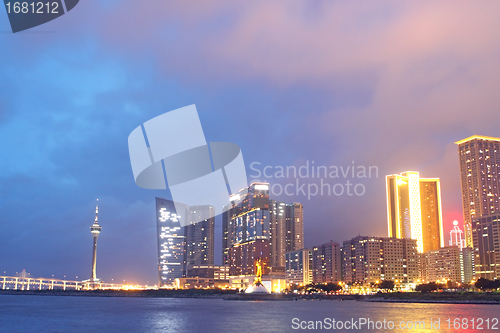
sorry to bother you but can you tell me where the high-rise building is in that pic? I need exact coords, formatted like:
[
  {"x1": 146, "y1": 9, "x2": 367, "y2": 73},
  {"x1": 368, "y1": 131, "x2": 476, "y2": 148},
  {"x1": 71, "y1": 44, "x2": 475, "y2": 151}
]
[
  {"x1": 270, "y1": 200, "x2": 286, "y2": 267},
  {"x1": 311, "y1": 241, "x2": 342, "y2": 283},
  {"x1": 422, "y1": 246, "x2": 462, "y2": 283},
  {"x1": 471, "y1": 214, "x2": 500, "y2": 280},
  {"x1": 285, "y1": 248, "x2": 312, "y2": 285},
  {"x1": 343, "y1": 236, "x2": 419, "y2": 285},
  {"x1": 185, "y1": 205, "x2": 215, "y2": 268},
  {"x1": 224, "y1": 182, "x2": 304, "y2": 274},
  {"x1": 227, "y1": 182, "x2": 271, "y2": 276},
  {"x1": 222, "y1": 203, "x2": 235, "y2": 266},
  {"x1": 90, "y1": 200, "x2": 102, "y2": 284},
  {"x1": 456, "y1": 135, "x2": 500, "y2": 248},
  {"x1": 461, "y1": 247, "x2": 475, "y2": 283},
  {"x1": 386, "y1": 171, "x2": 444, "y2": 253},
  {"x1": 421, "y1": 246, "x2": 475, "y2": 284},
  {"x1": 285, "y1": 203, "x2": 304, "y2": 252},
  {"x1": 156, "y1": 197, "x2": 187, "y2": 287},
  {"x1": 231, "y1": 182, "x2": 271, "y2": 244}
]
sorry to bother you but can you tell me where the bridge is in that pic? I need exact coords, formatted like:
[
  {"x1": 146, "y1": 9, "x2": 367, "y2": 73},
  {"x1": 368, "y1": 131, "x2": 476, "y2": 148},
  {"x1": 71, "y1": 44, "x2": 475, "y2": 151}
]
[{"x1": 0, "y1": 275, "x2": 147, "y2": 291}]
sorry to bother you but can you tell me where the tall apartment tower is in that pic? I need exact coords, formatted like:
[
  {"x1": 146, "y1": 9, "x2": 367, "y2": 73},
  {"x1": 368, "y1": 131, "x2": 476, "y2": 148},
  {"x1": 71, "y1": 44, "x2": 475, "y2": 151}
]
[
  {"x1": 386, "y1": 171, "x2": 444, "y2": 253},
  {"x1": 311, "y1": 241, "x2": 342, "y2": 283},
  {"x1": 156, "y1": 197, "x2": 187, "y2": 287},
  {"x1": 270, "y1": 200, "x2": 286, "y2": 267},
  {"x1": 471, "y1": 214, "x2": 500, "y2": 279},
  {"x1": 185, "y1": 205, "x2": 215, "y2": 268},
  {"x1": 456, "y1": 135, "x2": 500, "y2": 247},
  {"x1": 285, "y1": 203, "x2": 304, "y2": 252}
]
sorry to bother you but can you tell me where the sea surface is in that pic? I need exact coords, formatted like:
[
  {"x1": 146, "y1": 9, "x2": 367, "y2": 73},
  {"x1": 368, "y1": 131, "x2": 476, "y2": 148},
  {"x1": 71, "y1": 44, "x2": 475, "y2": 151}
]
[{"x1": 1, "y1": 295, "x2": 499, "y2": 332}]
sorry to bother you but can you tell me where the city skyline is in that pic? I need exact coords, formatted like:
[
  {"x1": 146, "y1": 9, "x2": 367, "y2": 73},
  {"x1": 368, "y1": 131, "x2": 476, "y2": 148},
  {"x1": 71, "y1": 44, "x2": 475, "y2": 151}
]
[{"x1": 3, "y1": 2, "x2": 500, "y2": 284}]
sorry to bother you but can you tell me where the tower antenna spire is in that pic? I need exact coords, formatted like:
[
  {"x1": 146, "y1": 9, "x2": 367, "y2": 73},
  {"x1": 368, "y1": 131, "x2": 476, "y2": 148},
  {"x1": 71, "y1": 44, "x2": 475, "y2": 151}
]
[{"x1": 95, "y1": 198, "x2": 99, "y2": 223}]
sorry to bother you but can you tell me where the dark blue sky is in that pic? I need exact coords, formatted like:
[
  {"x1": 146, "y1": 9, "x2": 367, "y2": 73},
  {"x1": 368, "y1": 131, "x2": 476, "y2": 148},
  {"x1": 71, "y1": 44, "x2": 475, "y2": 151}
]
[{"x1": 2, "y1": 1, "x2": 500, "y2": 284}]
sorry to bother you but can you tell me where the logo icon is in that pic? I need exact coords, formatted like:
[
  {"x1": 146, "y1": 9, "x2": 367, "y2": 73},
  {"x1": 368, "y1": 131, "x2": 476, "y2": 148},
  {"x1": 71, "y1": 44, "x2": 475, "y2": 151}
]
[
  {"x1": 3, "y1": 0, "x2": 79, "y2": 33},
  {"x1": 128, "y1": 105, "x2": 248, "y2": 226}
]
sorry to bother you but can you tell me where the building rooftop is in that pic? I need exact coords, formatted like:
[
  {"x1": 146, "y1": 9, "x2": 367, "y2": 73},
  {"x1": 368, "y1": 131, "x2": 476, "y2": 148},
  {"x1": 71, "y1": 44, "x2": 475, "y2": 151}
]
[{"x1": 455, "y1": 135, "x2": 500, "y2": 145}]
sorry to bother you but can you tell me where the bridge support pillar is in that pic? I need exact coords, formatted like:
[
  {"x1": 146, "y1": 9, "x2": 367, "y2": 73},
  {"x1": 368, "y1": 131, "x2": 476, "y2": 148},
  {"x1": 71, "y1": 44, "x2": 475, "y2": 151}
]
[
  {"x1": 14, "y1": 278, "x2": 18, "y2": 290},
  {"x1": 2, "y1": 277, "x2": 5, "y2": 290}
]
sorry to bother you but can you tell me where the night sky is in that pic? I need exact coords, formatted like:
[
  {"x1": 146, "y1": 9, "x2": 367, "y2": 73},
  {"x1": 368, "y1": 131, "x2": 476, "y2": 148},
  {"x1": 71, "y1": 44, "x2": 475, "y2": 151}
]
[{"x1": 2, "y1": 1, "x2": 500, "y2": 284}]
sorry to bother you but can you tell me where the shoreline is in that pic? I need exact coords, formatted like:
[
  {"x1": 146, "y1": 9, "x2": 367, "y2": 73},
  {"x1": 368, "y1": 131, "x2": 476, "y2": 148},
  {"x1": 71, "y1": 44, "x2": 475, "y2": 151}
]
[
  {"x1": 1, "y1": 290, "x2": 500, "y2": 305},
  {"x1": 365, "y1": 298, "x2": 500, "y2": 305}
]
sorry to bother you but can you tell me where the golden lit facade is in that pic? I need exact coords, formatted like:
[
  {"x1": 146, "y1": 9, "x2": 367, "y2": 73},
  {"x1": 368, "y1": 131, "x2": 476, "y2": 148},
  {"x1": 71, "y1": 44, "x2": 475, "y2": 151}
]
[
  {"x1": 456, "y1": 135, "x2": 500, "y2": 248},
  {"x1": 386, "y1": 171, "x2": 444, "y2": 253}
]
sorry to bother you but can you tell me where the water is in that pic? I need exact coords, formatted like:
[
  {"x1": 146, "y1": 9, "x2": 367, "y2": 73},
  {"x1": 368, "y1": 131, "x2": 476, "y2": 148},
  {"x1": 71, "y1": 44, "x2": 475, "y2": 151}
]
[{"x1": 1, "y1": 295, "x2": 499, "y2": 332}]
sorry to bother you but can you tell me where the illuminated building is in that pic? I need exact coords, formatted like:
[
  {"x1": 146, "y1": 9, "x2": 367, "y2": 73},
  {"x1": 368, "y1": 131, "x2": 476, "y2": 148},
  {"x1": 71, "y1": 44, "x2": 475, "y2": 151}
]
[
  {"x1": 386, "y1": 171, "x2": 444, "y2": 253},
  {"x1": 449, "y1": 220, "x2": 466, "y2": 250},
  {"x1": 285, "y1": 203, "x2": 304, "y2": 252},
  {"x1": 421, "y1": 246, "x2": 475, "y2": 284},
  {"x1": 471, "y1": 214, "x2": 500, "y2": 279},
  {"x1": 185, "y1": 205, "x2": 215, "y2": 268},
  {"x1": 343, "y1": 236, "x2": 418, "y2": 285},
  {"x1": 231, "y1": 182, "x2": 270, "y2": 244},
  {"x1": 285, "y1": 248, "x2": 312, "y2": 285},
  {"x1": 421, "y1": 247, "x2": 462, "y2": 283},
  {"x1": 222, "y1": 203, "x2": 235, "y2": 266},
  {"x1": 456, "y1": 135, "x2": 500, "y2": 248},
  {"x1": 226, "y1": 182, "x2": 271, "y2": 275},
  {"x1": 228, "y1": 239, "x2": 270, "y2": 276},
  {"x1": 270, "y1": 200, "x2": 286, "y2": 267},
  {"x1": 224, "y1": 182, "x2": 304, "y2": 274},
  {"x1": 90, "y1": 199, "x2": 102, "y2": 284},
  {"x1": 175, "y1": 277, "x2": 214, "y2": 289},
  {"x1": 226, "y1": 183, "x2": 271, "y2": 276},
  {"x1": 461, "y1": 247, "x2": 475, "y2": 283},
  {"x1": 185, "y1": 265, "x2": 230, "y2": 280},
  {"x1": 156, "y1": 197, "x2": 187, "y2": 287},
  {"x1": 311, "y1": 241, "x2": 342, "y2": 283}
]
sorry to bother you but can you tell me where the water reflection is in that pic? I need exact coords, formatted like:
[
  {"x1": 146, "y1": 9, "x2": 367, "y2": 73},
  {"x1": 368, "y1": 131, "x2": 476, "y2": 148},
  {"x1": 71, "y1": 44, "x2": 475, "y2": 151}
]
[{"x1": 0, "y1": 295, "x2": 498, "y2": 333}]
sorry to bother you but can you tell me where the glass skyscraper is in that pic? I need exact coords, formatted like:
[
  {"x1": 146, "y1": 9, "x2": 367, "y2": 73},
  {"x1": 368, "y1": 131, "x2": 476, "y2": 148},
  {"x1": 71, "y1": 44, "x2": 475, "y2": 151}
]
[
  {"x1": 156, "y1": 197, "x2": 187, "y2": 287},
  {"x1": 185, "y1": 205, "x2": 215, "y2": 268},
  {"x1": 285, "y1": 202, "x2": 304, "y2": 252}
]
